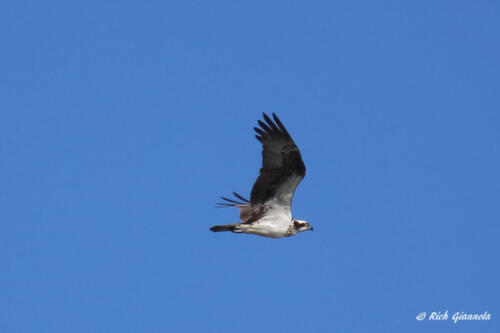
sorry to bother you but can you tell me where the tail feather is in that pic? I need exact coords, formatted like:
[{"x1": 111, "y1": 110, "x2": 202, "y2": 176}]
[{"x1": 210, "y1": 223, "x2": 239, "y2": 232}]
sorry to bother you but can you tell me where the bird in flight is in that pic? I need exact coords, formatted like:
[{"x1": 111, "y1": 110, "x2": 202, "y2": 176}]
[{"x1": 210, "y1": 113, "x2": 312, "y2": 238}]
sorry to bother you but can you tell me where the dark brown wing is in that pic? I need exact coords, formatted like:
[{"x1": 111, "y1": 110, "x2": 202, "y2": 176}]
[
  {"x1": 216, "y1": 192, "x2": 252, "y2": 220},
  {"x1": 251, "y1": 113, "x2": 306, "y2": 207}
]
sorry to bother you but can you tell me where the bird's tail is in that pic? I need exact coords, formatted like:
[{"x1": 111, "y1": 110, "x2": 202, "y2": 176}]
[{"x1": 210, "y1": 223, "x2": 240, "y2": 232}]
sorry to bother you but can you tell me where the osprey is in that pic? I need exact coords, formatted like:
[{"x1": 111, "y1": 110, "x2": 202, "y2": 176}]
[{"x1": 210, "y1": 113, "x2": 312, "y2": 238}]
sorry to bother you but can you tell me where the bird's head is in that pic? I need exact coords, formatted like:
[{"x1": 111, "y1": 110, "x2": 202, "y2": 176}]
[{"x1": 293, "y1": 219, "x2": 314, "y2": 234}]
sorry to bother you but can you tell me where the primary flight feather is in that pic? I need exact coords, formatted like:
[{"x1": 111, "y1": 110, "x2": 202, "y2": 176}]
[{"x1": 210, "y1": 113, "x2": 312, "y2": 238}]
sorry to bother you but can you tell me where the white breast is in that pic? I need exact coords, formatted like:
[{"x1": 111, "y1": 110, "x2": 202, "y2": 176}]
[{"x1": 239, "y1": 200, "x2": 293, "y2": 238}]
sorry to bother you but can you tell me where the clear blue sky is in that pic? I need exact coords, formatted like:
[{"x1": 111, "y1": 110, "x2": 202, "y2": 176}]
[{"x1": 1, "y1": 1, "x2": 499, "y2": 332}]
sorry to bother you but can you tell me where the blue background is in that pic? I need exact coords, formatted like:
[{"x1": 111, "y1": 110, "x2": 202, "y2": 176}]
[{"x1": 1, "y1": 1, "x2": 499, "y2": 332}]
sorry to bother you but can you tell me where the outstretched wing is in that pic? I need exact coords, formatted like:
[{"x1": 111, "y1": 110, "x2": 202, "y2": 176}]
[
  {"x1": 251, "y1": 113, "x2": 306, "y2": 208},
  {"x1": 216, "y1": 192, "x2": 252, "y2": 220}
]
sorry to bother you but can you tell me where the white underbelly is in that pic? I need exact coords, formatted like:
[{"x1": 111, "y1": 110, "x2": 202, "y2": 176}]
[{"x1": 239, "y1": 219, "x2": 291, "y2": 238}]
